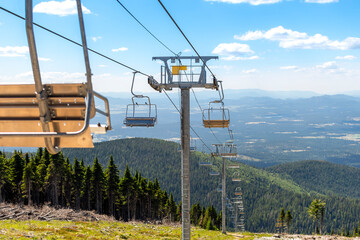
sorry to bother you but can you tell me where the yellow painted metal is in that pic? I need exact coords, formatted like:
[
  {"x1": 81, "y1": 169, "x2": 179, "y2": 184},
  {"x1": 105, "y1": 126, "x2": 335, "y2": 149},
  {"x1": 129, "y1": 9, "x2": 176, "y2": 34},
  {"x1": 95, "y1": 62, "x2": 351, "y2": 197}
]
[
  {"x1": 172, "y1": 65, "x2": 187, "y2": 75},
  {"x1": 203, "y1": 119, "x2": 229, "y2": 128}
]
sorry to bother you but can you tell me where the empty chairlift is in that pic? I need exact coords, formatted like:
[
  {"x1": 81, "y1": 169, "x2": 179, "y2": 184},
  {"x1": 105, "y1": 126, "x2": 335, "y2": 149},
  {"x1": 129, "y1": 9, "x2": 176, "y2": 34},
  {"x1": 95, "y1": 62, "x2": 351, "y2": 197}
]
[
  {"x1": 199, "y1": 150, "x2": 214, "y2": 166},
  {"x1": 235, "y1": 187, "x2": 242, "y2": 196},
  {"x1": 0, "y1": 0, "x2": 111, "y2": 154},
  {"x1": 209, "y1": 171, "x2": 220, "y2": 176},
  {"x1": 232, "y1": 172, "x2": 242, "y2": 182},
  {"x1": 202, "y1": 81, "x2": 230, "y2": 128},
  {"x1": 212, "y1": 143, "x2": 237, "y2": 157},
  {"x1": 124, "y1": 72, "x2": 157, "y2": 127}
]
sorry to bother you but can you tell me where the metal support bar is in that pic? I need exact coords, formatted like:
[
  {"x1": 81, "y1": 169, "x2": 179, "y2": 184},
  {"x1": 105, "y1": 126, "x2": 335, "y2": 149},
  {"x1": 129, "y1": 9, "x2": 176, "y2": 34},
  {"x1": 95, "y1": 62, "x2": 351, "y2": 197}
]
[
  {"x1": 76, "y1": 0, "x2": 93, "y2": 93},
  {"x1": 25, "y1": 0, "x2": 59, "y2": 155},
  {"x1": 181, "y1": 88, "x2": 191, "y2": 240},
  {"x1": 222, "y1": 157, "x2": 226, "y2": 234},
  {"x1": 93, "y1": 91, "x2": 112, "y2": 130}
]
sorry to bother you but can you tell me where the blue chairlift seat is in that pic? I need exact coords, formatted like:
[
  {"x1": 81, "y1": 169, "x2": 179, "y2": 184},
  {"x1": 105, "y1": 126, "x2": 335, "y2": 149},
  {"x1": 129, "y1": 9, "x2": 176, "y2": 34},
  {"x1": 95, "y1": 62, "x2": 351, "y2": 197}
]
[
  {"x1": 199, "y1": 161, "x2": 212, "y2": 166},
  {"x1": 124, "y1": 96, "x2": 157, "y2": 127},
  {"x1": 209, "y1": 171, "x2": 220, "y2": 176}
]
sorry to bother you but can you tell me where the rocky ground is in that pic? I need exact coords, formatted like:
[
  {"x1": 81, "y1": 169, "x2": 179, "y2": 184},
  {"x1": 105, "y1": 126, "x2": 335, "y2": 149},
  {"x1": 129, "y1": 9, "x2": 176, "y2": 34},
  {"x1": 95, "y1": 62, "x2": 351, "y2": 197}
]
[
  {"x1": 254, "y1": 234, "x2": 360, "y2": 240},
  {"x1": 0, "y1": 203, "x2": 113, "y2": 221}
]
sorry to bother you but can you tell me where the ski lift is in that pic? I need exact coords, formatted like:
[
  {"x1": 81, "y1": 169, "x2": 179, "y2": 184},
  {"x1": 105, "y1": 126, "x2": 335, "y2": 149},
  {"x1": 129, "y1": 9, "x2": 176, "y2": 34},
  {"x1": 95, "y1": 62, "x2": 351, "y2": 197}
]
[
  {"x1": 209, "y1": 171, "x2": 220, "y2": 176},
  {"x1": 228, "y1": 164, "x2": 240, "y2": 169},
  {"x1": 232, "y1": 172, "x2": 242, "y2": 182},
  {"x1": 235, "y1": 187, "x2": 242, "y2": 196},
  {"x1": 199, "y1": 152, "x2": 214, "y2": 166},
  {"x1": 202, "y1": 81, "x2": 230, "y2": 128},
  {"x1": 124, "y1": 72, "x2": 157, "y2": 127},
  {"x1": 212, "y1": 143, "x2": 237, "y2": 157},
  {"x1": 199, "y1": 161, "x2": 212, "y2": 167},
  {"x1": 0, "y1": 0, "x2": 111, "y2": 154}
]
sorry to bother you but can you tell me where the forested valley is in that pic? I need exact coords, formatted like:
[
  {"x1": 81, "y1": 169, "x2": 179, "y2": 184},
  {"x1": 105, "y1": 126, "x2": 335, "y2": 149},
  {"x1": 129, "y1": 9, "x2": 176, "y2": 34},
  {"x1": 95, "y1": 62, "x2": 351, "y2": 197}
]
[{"x1": 2, "y1": 138, "x2": 360, "y2": 235}]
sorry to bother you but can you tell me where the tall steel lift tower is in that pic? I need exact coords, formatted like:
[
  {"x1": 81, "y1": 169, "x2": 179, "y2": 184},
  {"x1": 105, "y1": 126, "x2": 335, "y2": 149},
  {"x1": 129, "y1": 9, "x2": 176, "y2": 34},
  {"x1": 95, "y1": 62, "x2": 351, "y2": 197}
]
[{"x1": 149, "y1": 56, "x2": 218, "y2": 240}]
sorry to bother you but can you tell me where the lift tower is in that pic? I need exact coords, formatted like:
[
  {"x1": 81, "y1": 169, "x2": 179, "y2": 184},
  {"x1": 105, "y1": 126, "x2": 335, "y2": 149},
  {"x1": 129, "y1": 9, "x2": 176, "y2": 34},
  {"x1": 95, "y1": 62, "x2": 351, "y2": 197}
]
[{"x1": 149, "y1": 56, "x2": 218, "y2": 240}]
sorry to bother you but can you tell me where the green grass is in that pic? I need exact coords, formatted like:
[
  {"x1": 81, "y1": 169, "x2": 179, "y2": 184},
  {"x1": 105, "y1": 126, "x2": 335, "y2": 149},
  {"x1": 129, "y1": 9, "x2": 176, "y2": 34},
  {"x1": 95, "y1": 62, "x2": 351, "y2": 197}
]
[{"x1": 0, "y1": 220, "x2": 272, "y2": 239}]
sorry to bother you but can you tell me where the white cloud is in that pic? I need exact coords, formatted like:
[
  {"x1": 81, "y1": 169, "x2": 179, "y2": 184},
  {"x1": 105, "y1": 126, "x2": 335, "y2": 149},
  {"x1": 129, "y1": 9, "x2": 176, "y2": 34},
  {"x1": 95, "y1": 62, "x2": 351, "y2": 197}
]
[
  {"x1": 34, "y1": 0, "x2": 91, "y2": 17},
  {"x1": 242, "y1": 69, "x2": 257, "y2": 74},
  {"x1": 39, "y1": 57, "x2": 51, "y2": 62},
  {"x1": 112, "y1": 47, "x2": 128, "y2": 52},
  {"x1": 183, "y1": 49, "x2": 191, "y2": 53},
  {"x1": 205, "y1": 0, "x2": 282, "y2": 5},
  {"x1": 335, "y1": 55, "x2": 356, "y2": 60},
  {"x1": 91, "y1": 36, "x2": 102, "y2": 42},
  {"x1": 212, "y1": 43, "x2": 256, "y2": 61},
  {"x1": 305, "y1": 0, "x2": 338, "y2": 3},
  {"x1": 280, "y1": 66, "x2": 298, "y2": 70},
  {"x1": 235, "y1": 26, "x2": 360, "y2": 50},
  {"x1": 316, "y1": 61, "x2": 338, "y2": 70},
  {"x1": 98, "y1": 65, "x2": 107, "y2": 68},
  {"x1": 221, "y1": 55, "x2": 259, "y2": 61},
  {"x1": 0, "y1": 46, "x2": 28, "y2": 57}
]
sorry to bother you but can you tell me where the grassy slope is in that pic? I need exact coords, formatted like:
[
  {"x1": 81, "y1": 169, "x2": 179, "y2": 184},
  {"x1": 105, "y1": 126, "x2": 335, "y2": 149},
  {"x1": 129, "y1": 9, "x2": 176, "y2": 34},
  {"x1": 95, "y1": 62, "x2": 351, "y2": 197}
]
[{"x1": 0, "y1": 220, "x2": 271, "y2": 240}]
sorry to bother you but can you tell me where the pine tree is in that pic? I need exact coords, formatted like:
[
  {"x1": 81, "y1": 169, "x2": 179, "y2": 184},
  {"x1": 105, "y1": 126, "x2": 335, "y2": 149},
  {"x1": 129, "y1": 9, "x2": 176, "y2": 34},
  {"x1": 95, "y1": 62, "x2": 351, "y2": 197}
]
[
  {"x1": 308, "y1": 199, "x2": 326, "y2": 235},
  {"x1": 285, "y1": 210, "x2": 293, "y2": 233},
  {"x1": 21, "y1": 159, "x2": 35, "y2": 205},
  {"x1": 191, "y1": 202, "x2": 201, "y2": 226},
  {"x1": 0, "y1": 154, "x2": 7, "y2": 203},
  {"x1": 104, "y1": 156, "x2": 120, "y2": 217},
  {"x1": 45, "y1": 152, "x2": 65, "y2": 206},
  {"x1": 279, "y1": 208, "x2": 285, "y2": 233},
  {"x1": 119, "y1": 165, "x2": 134, "y2": 221},
  {"x1": 165, "y1": 193, "x2": 177, "y2": 222},
  {"x1": 81, "y1": 166, "x2": 92, "y2": 210},
  {"x1": 72, "y1": 158, "x2": 84, "y2": 210},
  {"x1": 91, "y1": 157, "x2": 105, "y2": 214},
  {"x1": 61, "y1": 157, "x2": 72, "y2": 207},
  {"x1": 9, "y1": 151, "x2": 25, "y2": 203}
]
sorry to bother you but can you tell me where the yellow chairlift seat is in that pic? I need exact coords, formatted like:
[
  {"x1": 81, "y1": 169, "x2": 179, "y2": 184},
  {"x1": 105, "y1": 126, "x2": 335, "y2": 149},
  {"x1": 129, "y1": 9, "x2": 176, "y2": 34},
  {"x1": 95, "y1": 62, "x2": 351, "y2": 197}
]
[
  {"x1": 202, "y1": 81, "x2": 230, "y2": 128},
  {"x1": 202, "y1": 107, "x2": 230, "y2": 128},
  {"x1": 0, "y1": 83, "x2": 109, "y2": 148}
]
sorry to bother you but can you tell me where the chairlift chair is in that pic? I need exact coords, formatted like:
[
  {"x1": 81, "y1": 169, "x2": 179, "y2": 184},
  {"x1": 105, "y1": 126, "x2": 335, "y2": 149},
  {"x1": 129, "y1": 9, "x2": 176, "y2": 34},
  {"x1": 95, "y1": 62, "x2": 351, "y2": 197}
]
[
  {"x1": 199, "y1": 161, "x2": 212, "y2": 167},
  {"x1": 209, "y1": 171, "x2": 220, "y2": 176},
  {"x1": 228, "y1": 164, "x2": 240, "y2": 169},
  {"x1": 202, "y1": 82, "x2": 230, "y2": 128},
  {"x1": 232, "y1": 172, "x2": 242, "y2": 182},
  {"x1": 212, "y1": 143, "x2": 237, "y2": 157},
  {"x1": 235, "y1": 187, "x2": 242, "y2": 196},
  {"x1": 124, "y1": 72, "x2": 157, "y2": 127},
  {"x1": 0, "y1": 0, "x2": 111, "y2": 154},
  {"x1": 199, "y1": 153, "x2": 214, "y2": 166}
]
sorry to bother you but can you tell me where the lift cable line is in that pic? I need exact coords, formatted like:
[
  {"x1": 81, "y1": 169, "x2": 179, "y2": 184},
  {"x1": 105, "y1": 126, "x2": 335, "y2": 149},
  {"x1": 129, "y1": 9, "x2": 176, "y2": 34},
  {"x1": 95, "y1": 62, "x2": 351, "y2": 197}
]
[
  {"x1": 0, "y1": 6, "x2": 149, "y2": 77},
  {"x1": 111, "y1": 0, "x2": 226, "y2": 146},
  {"x1": 0, "y1": 5, "x2": 218, "y2": 154},
  {"x1": 157, "y1": 0, "x2": 217, "y2": 80},
  {"x1": 114, "y1": 0, "x2": 177, "y2": 56}
]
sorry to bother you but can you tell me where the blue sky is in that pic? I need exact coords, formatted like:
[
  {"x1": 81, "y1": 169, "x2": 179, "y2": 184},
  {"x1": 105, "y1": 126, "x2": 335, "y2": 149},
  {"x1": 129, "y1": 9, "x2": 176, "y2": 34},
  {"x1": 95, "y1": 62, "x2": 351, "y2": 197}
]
[{"x1": 0, "y1": 0, "x2": 359, "y2": 94}]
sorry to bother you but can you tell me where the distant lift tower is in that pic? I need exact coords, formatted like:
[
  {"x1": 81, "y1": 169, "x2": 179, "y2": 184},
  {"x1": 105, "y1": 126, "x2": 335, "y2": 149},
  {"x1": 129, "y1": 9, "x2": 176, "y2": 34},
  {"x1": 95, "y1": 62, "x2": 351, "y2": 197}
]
[{"x1": 149, "y1": 56, "x2": 218, "y2": 240}]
